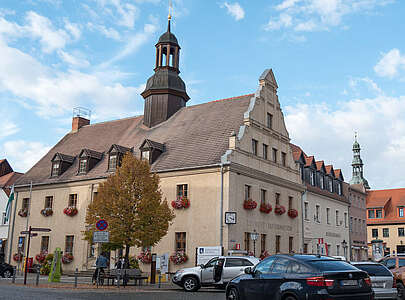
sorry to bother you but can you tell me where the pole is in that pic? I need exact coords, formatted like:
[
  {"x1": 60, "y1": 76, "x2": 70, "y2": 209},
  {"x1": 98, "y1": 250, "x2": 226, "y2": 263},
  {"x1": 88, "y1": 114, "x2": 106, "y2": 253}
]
[
  {"x1": 25, "y1": 181, "x2": 32, "y2": 231},
  {"x1": 220, "y1": 164, "x2": 224, "y2": 248},
  {"x1": 150, "y1": 253, "x2": 156, "y2": 284},
  {"x1": 253, "y1": 239, "x2": 256, "y2": 257},
  {"x1": 36, "y1": 265, "x2": 40, "y2": 286},
  {"x1": 8, "y1": 191, "x2": 18, "y2": 264},
  {"x1": 12, "y1": 266, "x2": 16, "y2": 283},
  {"x1": 24, "y1": 226, "x2": 32, "y2": 285},
  {"x1": 74, "y1": 268, "x2": 78, "y2": 288}
]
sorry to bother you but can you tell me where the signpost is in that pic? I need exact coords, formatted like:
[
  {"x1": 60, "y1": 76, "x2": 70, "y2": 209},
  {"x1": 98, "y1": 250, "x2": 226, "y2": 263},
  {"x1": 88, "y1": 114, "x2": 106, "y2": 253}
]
[
  {"x1": 93, "y1": 231, "x2": 110, "y2": 243},
  {"x1": 21, "y1": 226, "x2": 51, "y2": 285},
  {"x1": 95, "y1": 219, "x2": 108, "y2": 231}
]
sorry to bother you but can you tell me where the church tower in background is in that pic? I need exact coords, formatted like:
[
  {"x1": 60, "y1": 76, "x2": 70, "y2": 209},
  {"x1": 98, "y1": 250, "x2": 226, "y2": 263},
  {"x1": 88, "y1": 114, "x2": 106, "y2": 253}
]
[{"x1": 350, "y1": 133, "x2": 370, "y2": 189}]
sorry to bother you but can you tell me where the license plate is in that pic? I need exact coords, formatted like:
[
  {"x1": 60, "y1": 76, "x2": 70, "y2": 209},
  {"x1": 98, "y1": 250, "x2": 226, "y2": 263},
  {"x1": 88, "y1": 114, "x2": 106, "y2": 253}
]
[
  {"x1": 341, "y1": 280, "x2": 358, "y2": 286},
  {"x1": 372, "y1": 282, "x2": 385, "y2": 288}
]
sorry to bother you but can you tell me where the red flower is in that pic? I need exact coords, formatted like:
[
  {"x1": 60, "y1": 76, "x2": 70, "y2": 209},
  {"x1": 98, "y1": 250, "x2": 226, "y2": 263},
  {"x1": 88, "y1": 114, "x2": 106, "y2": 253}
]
[
  {"x1": 13, "y1": 253, "x2": 22, "y2": 262},
  {"x1": 35, "y1": 251, "x2": 47, "y2": 263},
  {"x1": 63, "y1": 206, "x2": 78, "y2": 217},
  {"x1": 260, "y1": 251, "x2": 270, "y2": 260},
  {"x1": 169, "y1": 251, "x2": 188, "y2": 265},
  {"x1": 259, "y1": 203, "x2": 272, "y2": 214},
  {"x1": 243, "y1": 199, "x2": 257, "y2": 210},
  {"x1": 288, "y1": 209, "x2": 298, "y2": 218},
  {"x1": 275, "y1": 204, "x2": 286, "y2": 215},
  {"x1": 62, "y1": 253, "x2": 74, "y2": 264},
  {"x1": 40, "y1": 208, "x2": 53, "y2": 217},
  {"x1": 18, "y1": 209, "x2": 28, "y2": 217},
  {"x1": 137, "y1": 250, "x2": 152, "y2": 264},
  {"x1": 171, "y1": 196, "x2": 190, "y2": 209}
]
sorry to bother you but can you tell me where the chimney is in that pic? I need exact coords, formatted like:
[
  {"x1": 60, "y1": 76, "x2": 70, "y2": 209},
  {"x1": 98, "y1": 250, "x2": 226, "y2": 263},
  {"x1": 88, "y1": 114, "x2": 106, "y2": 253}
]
[{"x1": 72, "y1": 107, "x2": 91, "y2": 133}]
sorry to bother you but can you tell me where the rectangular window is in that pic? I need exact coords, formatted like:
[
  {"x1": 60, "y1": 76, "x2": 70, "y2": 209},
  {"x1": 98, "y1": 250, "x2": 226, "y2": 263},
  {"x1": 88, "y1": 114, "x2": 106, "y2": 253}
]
[
  {"x1": 399, "y1": 228, "x2": 405, "y2": 237},
  {"x1": 383, "y1": 228, "x2": 389, "y2": 237},
  {"x1": 272, "y1": 148, "x2": 278, "y2": 163},
  {"x1": 245, "y1": 185, "x2": 251, "y2": 201},
  {"x1": 1, "y1": 212, "x2": 7, "y2": 225},
  {"x1": 263, "y1": 144, "x2": 268, "y2": 160},
  {"x1": 260, "y1": 189, "x2": 267, "y2": 205},
  {"x1": 376, "y1": 209, "x2": 383, "y2": 218},
  {"x1": 281, "y1": 152, "x2": 287, "y2": 167},
  {"x1": 288, "y1": 196, "x2": 293, "y2": 210},
  {"x1": 109, "y1": 154, "x2": 117, "y2": 170},
  {"x1": 289, "y1": 237, "x2": 293, "y2": 253},
  {"x1": 22, "y1": 198, "x2": 30, "y2": 210},
  {"x1": 41, "y1": 236, "x2": 49, "y2": 253},
  {"x1": 65, "y1": 235, "x2": 74, "y2": 254},
  {"x1": 326, "y1": 208, "x2": 330, "y2": 224},
  {"x1": 368, "y1": 209, "x2": 375, "y2": 219},
  {"x1": 244, "y1": 232, "x2": 250, "y2": 252},
  {"x1": 399, "y1": 207, "x2": 404, "y2": 218},
  {"x1": 68, "y1": 194, "x2": 78, "y2": 207},
  {"x1": 51, "y1": 162, "x2": 60, "y2": 176},
  {"x1": 79, "y1": 159, "x2": 87, "y2": 173},
  {"x1": 320, "y1": 176, "x2": 324, "y2": 189},
  {"x1": 372, "y1": 229, "x2": 378, "y2": 238},
  {"x1": 276, "y1": 235, "x2": 281, "y2": 253},
  {"x1": 304, "y1": 202, "x2": 308, "y2": 220},
  {"x1": 344, "y1": 213, "x2": 348, "y2": 227},
  {"x1": 329, "y1": 178, "x2": 333, "y2": 192},
  {"x1": 251, "y1": 139, "x2": 258, "y2": 155},
  {"x1": 338, "y1": 183, "x2": 342, "y2": 195},
  {"x1": 303, "y1": 243, "x2": 308, "y2": 254},
  {"x1": 336, "y1": 245, "x2": 340, "y2": 256},
  {"x1": 177, "y1": 184, "x2": 188, "y2": 199},
  {"x1": 175, "y1": 232, "x2": 186, "y2": 251},
  {"x1": 335, "y1": 210, "x2": 339, "y2": 226},
  {"x1": 315, "y1": 205, "x2": 320, "y2": 223},
  {"x1": 275, "y1": 193, "x2": 280, "y2": 205},
  {"x1": 267, "y1": 113, "x2": 273, "y2": 129},
  {"x1": 310, "y1": 171, "x2": 315, "y2": 186},
  {"x1": 261, "y1": 234, "x2": 266, "y2": 254},
  {"x1": 45, "y1": 196, "x2": 53, "y2": 209},
  {"x1": 141, "y1": 150, "x2": 150, "y2": 161}
]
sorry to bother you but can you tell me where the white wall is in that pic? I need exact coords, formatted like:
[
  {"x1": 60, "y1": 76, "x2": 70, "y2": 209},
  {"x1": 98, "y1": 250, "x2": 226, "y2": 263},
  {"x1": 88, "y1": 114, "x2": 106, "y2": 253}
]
[{"x1": 0, "y1": 189, "x2": 9, "y2": 240}]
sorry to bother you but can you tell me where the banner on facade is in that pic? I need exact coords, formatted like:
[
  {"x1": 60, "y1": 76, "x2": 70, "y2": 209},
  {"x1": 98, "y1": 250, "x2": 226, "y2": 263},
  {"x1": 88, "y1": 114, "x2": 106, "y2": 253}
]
[{"x1": 196, "y1": 246, "x2": 222, "y2": 266}]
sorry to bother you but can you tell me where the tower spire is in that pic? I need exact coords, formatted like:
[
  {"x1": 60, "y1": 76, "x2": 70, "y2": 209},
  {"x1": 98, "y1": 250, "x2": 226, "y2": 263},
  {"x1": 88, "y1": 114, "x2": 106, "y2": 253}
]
[
  {"x1": 349, "y1": 132, "x2": 370, "y2": 189},
  {"x1": 167, "y1": 0, "x2": 172, "y2": 32}
]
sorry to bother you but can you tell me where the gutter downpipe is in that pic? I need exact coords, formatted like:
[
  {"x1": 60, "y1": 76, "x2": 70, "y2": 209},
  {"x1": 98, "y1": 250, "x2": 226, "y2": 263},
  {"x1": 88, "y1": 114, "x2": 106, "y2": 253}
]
[
  {"x1": 301, "y1": 190, "x2": 306, "y2": 253},
  {"x1": 86, "y1": 184, "x2": 95, "y2": 270},
  {"x1": 7, "y1": 191, "x2": 19, "y2": 264},
  {"x1": 220, "y1": 163, "x2": 224, "y2": 250}
]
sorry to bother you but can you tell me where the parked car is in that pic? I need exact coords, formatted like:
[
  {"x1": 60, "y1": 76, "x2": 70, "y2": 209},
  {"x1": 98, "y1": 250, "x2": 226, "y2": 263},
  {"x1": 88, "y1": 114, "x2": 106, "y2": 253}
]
[
  {"x1": 225, "y1": 254, "x2": 373, "y2": 300},
  {"x1": 172, "y1": 256, "x2": 260, "y2": 292},
  {"x1": 0, "y1": 262, "x2": 14, "y2": 278},
  {"x1": 351, "y1": 261, "x2": 397, "y2": 299},
  {"x1": 378, "y1": 255, "x2": 405, "y2": 269}
]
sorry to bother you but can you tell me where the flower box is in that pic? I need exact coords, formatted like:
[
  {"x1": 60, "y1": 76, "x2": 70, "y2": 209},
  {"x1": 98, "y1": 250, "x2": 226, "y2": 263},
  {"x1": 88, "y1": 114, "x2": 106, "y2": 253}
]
[
  {"x1": 63, "y1": 206, "x2": 78, "y2": 217},
  {"x1": 288, "y1": 209, "x2": 298, "y2": 218},
  {"x1": 169, "y1": 251, "x2": 188, "y2": 265},
  {"x1": 40, "y1": 208, "x2": 53, "y2": 217},
  {"x1": 137, "y1": 250, "x2": 152, "y2": 264},
  {"x1": 18, "y1": 208, "x2": 28, "y2": 217},
  {"x1": 243, "y1": 199, "x2": 257, "y2": 210},
  {"x1": 274, "y1": 204, "x2": 286, "y2": 215},
  {"x1": 171, "y1": 196, "x2": 190, "y2": 209},
  {"x1": 35, "y1": 252, "x2": 47, "y2": 263},
  {"x1": 259, "y1": 203, "x2": 272, "y2": 214},
  {"x1": 62, "y1": 253, "x2": 73, "y2": 264},
  {"x1": 260, "y1": 250, "x2": 270, "y2": 260},
  {"x1": 13, "y1": 253, "x2": 22, "y2": 262}
]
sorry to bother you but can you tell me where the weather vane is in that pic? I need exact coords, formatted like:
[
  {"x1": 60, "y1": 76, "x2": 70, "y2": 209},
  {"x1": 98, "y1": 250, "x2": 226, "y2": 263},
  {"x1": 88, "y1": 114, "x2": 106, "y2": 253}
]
[{"x1": 168, "y1": 0, "x2": 172, "y2": 20}]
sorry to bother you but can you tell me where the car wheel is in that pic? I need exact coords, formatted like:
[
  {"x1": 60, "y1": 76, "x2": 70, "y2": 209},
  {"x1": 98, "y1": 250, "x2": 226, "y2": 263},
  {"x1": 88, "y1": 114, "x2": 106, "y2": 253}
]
[
  {"x1": 283, "y1": 296, "x2": 297, "y2": 300},
  {"x1": 397, "y1": 282, "x2": 405, "y2": 300},
  {"x1": 182, "y1": 276, "x2": 199, "y2": 292},
  {"x1": 227, "y1": 287, "x2": 239, "y2": 300},
  {"x1": 3, "y1": 270, "x2": 12, "y2": 278}
]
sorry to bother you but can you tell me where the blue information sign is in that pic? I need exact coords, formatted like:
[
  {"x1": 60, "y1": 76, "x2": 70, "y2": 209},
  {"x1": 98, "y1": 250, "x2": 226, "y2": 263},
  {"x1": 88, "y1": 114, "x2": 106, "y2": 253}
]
[{"x1": 96, "y1": 219, "x2": 108, "y2": 231}]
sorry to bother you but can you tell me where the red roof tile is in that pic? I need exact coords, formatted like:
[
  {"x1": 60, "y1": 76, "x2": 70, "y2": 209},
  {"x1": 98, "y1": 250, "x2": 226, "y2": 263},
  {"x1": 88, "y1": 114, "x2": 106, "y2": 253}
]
[
  {"x1": 367, "y1": 188, "x2": 405, "y2": 224},
  {"x1": 305, "y1": 156, "x2": 315, "y2": 167}
]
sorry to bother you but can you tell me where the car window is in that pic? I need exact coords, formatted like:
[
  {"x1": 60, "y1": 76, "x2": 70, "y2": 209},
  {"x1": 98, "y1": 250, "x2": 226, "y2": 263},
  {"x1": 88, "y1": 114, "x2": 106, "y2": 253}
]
[
  {"x1": 254, "y1": 256, "x2": 277, "y2": 275},
  {"x1": 225, "y1": 258, "x2": 254, "y2": 267},
  {"x1": 385, "y1": 258, "x2": 405, "y2": 269},
  {"x1": 287, "y1": 261, "x2": 312, "y2": 274},
  {"x1": 353, "y1": 264, "x2": 392, "y2": 276},
  {"x1": 272, "y1": 258, "x2": 290, "y2": 273},
  {"x1": 204, "y1": 258, "x2": 219, "y2": 268},
  {"x1": 307, "y1": 260, "x2": 359, "y2": 271}
]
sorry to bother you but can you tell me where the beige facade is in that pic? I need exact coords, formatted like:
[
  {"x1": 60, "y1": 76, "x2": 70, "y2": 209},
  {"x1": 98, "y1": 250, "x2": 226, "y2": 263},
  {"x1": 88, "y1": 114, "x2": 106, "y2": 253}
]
[
  {"x1": 7, "y1": 70, "x2": 305, "y2": 272},
  {"x1": 367, "y1": 224, "x2": 405, "y2": 257}
]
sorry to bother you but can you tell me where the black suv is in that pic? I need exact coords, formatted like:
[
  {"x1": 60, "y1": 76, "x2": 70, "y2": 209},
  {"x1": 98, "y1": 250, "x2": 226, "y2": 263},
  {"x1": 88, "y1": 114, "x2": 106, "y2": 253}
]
[{"x1": 225, "y1": 254, "x2": 374, "y2": 300}]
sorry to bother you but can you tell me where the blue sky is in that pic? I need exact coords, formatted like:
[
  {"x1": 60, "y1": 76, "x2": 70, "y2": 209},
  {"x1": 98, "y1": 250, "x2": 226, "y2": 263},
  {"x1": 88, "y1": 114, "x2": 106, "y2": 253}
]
[{"x1": 0, "y1": 0, "x2": 405, "y2": 189}]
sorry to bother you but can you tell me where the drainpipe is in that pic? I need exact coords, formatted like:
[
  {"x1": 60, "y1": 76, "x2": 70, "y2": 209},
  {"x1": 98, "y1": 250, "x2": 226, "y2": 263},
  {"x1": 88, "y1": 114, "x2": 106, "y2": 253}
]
[
  {"x1": 7, "y1": 191, "x2": 19, "y2": 264},
  {"x1": 220, "y1": 164, "x2": 224, "y2": 249},
  {"x1": 301, "y1": 191, "x2": 306, "y2": 253}
]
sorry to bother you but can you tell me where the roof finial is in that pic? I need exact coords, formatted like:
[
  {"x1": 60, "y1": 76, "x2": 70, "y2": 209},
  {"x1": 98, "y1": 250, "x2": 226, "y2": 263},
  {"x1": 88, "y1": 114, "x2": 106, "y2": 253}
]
[
  {"x1": 354, "y1": 131, "x2": 358, "y2": 142},
  {"x1": 167, "y1": 0, "x2": 172, "y2": 32}
]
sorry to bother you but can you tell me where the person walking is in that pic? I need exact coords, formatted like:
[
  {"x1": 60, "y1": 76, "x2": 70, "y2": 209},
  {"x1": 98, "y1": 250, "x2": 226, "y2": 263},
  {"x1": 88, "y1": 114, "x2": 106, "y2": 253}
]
[{"x1": 93, "y1": 252, "x2": 108, "y2": 284}]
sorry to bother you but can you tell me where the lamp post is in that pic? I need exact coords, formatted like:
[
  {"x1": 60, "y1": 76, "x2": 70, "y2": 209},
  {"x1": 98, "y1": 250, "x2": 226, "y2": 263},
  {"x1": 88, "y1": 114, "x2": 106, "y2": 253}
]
[
  {"x1": 341, "y1": 240, "x2": 347, "y2": 260},
  {"x1": 250, "y1": 230, "x2": 259, "y2": 257}
]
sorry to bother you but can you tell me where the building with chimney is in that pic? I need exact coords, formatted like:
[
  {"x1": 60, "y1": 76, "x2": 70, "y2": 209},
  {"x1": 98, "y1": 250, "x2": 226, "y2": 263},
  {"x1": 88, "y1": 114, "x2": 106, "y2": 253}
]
[
  {"x1": 347, "y1": 135, "x2": 369, "y2": 261},
  {"x1": 7, "y1": 18, "x2": 305, "y2": 272},
  {"x1": 291, "y1": 145, "x2": 350, "y2": 259},
  {"x1": 0, "y1": 159, "x2": 23, "y2": 261}
]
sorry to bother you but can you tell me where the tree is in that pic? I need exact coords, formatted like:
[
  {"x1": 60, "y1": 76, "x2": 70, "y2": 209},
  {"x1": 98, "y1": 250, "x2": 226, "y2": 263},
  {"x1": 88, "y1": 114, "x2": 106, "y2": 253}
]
[{"x1": 85, "y1": 153, "x2": 175, "y2": 262}]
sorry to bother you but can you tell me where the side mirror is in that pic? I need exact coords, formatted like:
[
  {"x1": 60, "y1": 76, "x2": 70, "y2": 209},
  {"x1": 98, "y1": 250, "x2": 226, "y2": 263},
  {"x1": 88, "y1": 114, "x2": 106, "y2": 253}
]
[
  {"x1": 199, "y1": 264, "x2": 205, "y2": 269},
  {"x1": 244, "y1": 267, "x2": 252, "y2": 274},
  {"x1": 388, "y1": 265, "x2": 395, "y2": 270}
]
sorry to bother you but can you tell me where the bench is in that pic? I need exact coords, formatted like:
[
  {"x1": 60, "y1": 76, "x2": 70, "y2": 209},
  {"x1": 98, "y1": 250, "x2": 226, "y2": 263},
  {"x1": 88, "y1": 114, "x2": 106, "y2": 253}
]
[{"x1": 107, "y1": 269, "x2": 148, "y2": 286}]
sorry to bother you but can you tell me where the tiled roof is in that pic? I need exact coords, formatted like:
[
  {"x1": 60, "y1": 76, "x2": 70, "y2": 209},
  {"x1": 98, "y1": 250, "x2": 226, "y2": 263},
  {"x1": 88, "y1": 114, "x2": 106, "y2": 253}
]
[
  {"x1": 305, "y1": 156, "x2": 315, "y2": 167},
  {"x1": 367, "y1": 188, "x2": 405, "y2": 225},
  {"x1": 52, "y1": 153, "x2": 75, "y2": 163},
  {"x1": 290, "y1": 143, "x2": 306, "y2": 161},
  {"x1": 0, "y1": 172, "x2": 24, "y2": 195},
  {"x1": 325, "y1": 165, "x2": 335, "y2": 177},
  {"x1": 315, "y1": 161, "x2": 325, "y2": 171},
  {"x1": 81, "y1": 149, "x2": 103, "y2": 160},
  {"x1": 16, "y1": 94, "x2": 253, "y2": 186}
]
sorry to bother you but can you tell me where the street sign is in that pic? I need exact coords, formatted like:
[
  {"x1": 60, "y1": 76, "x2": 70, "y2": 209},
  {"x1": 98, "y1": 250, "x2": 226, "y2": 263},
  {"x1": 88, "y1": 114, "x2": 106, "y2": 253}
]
[
  {"x1": 31, "y1": 227, "x2": 51, "y2": 232},
  {"x1": 93, "y1": 231, "x2": 109, "y2": 243},
  {"x1": 96, "y1": 219, "x2": 108, "y2": 231},
  {"x1": 20, "y1": 231, "x2": 38, "y2": 237}
]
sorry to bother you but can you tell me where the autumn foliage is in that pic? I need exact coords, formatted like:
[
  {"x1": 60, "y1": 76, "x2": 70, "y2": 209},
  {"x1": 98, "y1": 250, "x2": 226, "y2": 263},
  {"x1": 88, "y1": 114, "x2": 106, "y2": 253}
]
[{"x1": 85, "y1": 153, "x2": 175, "y2": 261}]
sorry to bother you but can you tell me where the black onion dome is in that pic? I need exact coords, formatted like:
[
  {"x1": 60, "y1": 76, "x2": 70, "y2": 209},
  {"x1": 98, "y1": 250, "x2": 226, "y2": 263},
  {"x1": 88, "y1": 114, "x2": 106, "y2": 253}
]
[{"x1": 158, "y1": 31, "x2": 179, "y2": 45}]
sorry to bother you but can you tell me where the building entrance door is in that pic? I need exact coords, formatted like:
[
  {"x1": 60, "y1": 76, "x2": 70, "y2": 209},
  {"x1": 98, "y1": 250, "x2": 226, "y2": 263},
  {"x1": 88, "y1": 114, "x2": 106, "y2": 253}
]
[{"x1": 397, "y1": 245, "x2": 405, "y2": 254}]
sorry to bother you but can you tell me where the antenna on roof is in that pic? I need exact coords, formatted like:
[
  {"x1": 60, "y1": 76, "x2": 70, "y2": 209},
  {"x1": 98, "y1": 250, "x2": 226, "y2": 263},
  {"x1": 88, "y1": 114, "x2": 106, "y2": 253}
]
[{"x1": 73, "y1": 107, "x2": 91, "y2": 119}]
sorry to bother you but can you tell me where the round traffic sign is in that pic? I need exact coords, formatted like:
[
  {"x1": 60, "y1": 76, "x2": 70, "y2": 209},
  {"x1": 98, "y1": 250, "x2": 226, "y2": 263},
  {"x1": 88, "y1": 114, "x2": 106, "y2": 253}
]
[{"x1": 96, "y1": 219, "x2": 108, "y2": 231}]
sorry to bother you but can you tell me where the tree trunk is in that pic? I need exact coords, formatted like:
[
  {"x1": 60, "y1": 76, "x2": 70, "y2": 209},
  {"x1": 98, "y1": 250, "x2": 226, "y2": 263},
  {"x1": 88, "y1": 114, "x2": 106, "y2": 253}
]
[{"x1": 124, "y1": 244, "x2": 130, "y2": 268}]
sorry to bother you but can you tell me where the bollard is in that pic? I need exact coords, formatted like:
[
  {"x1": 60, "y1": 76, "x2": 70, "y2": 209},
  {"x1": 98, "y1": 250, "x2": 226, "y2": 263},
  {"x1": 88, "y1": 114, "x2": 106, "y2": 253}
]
[
  {"x1": 116, "y1": 269, "x2": 120, "y2": 288},
  {"x1": 74, "y1": 268, "x2": 78, "y2": 288},
  {"x1": 12, "y1": 266, "x2": 16, "y2": 284},
  {"x1": 36, "y1": 265, "x2": 40, "y2": 286},
  {"x1": 158, "y1": 273, "x2": 161, "y2": 289}
]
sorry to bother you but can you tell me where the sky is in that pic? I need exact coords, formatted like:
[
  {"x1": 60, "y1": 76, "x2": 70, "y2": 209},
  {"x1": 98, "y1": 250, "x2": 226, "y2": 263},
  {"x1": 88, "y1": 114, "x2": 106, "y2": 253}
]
[{"x1": 0, "y1": 0, "x2": 404, "y2": 189}]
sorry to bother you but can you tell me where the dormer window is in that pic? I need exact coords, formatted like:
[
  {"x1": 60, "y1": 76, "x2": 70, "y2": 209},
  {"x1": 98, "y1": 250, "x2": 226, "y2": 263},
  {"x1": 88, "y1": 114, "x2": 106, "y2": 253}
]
[
  {"x1": 50, "y1": 153, "x2": 75, "y2": 177},
  {"x1": 320, "y1": 175, "x2": 324, "y2": 189},
  {"x1": 338, "y1": 182, "x2": 342, "y2": 195},
  {"x1": 310, "y1": 171, "x2": 315, "y2": 186},
  {"x1": 78, "y1": 149, "x2": 103, "y2": 175},
  {"x1": 51, "y1": 162, "x2": 60, "y2": 177},
  {"x1": 328, "y1": 178, "x2": 333, "y2": 192},
  {"x1": 107, "y1": 144, "x2": 132, "y2": 172},
  {"x1": 139, "y1": 139, "x2": 164, "y2": 164}
]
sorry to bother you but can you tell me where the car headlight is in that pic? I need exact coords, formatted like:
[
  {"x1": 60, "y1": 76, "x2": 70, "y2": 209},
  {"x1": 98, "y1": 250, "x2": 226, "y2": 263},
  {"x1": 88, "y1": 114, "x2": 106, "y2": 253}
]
[{"x1": 175, "y1": 270, "x2": 185, "y2": 275}]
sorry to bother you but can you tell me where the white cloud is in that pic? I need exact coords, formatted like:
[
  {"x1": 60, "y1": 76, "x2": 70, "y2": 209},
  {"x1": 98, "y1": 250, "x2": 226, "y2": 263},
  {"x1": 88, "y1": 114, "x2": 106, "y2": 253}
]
[
  {"x1": 374, "y1": 48, "x2": 405, "y2": 78},
  {"x1": 222, "y1": 2, "x2": 245, "y2": 21},
  {"x1": 0, "y1": 120, "x2": 19, "y2": 139},
  {"x1": 58, "y1": 50, "x2": 90, "y2": 68},
  {"x1": 64, "y1": 20, "x2": 81, "y2": 40},
  {"x1": 95, "y1": 0, "x2": 139, "y2": 29},
  {"x1": 1, "y1": 140, "x2": 51, "y2": 172},
  {"x1": 87, "y1": 22, "x2": 121, "y2": 41},
  {"x1": 265, "y1": 0, "x2": 394, "y2": 33},
  {"x1": 285, "y1": 94, "x2": 405, "y2": 189}
]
